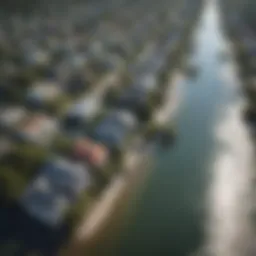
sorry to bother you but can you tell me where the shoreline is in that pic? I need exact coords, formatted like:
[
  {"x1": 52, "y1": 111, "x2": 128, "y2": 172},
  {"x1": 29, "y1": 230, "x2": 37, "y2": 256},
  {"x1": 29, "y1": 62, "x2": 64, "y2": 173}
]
[{"x1": 60, "y1": 68, "x2": 186, "y2": 256}]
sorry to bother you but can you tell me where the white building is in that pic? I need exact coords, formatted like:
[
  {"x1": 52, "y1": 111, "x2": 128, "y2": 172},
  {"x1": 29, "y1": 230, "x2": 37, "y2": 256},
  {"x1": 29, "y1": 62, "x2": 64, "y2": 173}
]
[
  {"x1": 66, "y1": 97, "x2": 99, "y2": 122},
  {"x1": 27, "y1": 81, "x2": 62, "y2": 103},
  {"x1": 0, "y1": 106, "x2": 27, "y2": 129},
  {"x1": 18, "y1": 114, "x2": 58, "y2": 146}
]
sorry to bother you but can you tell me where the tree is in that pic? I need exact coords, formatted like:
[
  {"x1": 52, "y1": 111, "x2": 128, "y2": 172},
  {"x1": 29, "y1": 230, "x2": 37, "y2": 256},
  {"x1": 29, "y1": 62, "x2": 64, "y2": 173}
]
[
  {"x1": 103, "y1": 86, "x2": 121, "y2": 106},
  {"x1": 144, "y1": 122, "x2": 176, "y2": 147},
  {"x1": 16, "y1": 144, "x2": 47, "y2": 167},
  {"x1": 144, "y1": 121, "x2": 159, "y2": 140},
  {"x1": 53, "y1": 136, "x2": 74, "y2": 155},
  {"x1": 158, "y1": 69, "x2": 170, "y2": 87},
  {"x1": 46, "y1": 94, "x2": 71, "y2": 117},
  {"x1": 65, "y1": 192, "x2": 93, "y2": 228},
  {"x1": 0, "y1": 240, "x2": 21, "y2": 256},
  {"x1": 27, "y1": 252, "x2": 43, "y2": 256},
  {"x1": 111, "y1": 146, "x2": 123, "y2": 167},
  {"x1": 243, "y1": 79, "x2": 256, "y2": 100},
  {"x1": 13, "y1": 68, "x2": 39, "y2": 89},
  {"x1": 243, "y1": 104, "x2": 256, "y2": 125},
  {"x1": 89, "y1": 110, "x2": 107, "y2": 131},
  {"x1": 135, "y1": 102, "x2": 154, "y2": 123},
  {"x1": 1, "y1": 144, "x2": 48, "y2": 178},
  {"x1": 0, "y1": 167, "x2": 26, "y2": 202},
  {"x1": 158, "y1": 126, "x2": 176, "y2": 148},
  {"x1": 148, "y1": 90, "x2": 165, "y2": 108}
]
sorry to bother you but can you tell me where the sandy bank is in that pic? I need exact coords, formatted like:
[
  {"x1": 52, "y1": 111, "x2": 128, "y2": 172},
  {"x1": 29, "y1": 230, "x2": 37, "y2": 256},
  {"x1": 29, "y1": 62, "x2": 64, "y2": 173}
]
[{"x1": 60, "y1": 69, "x2": 185, "y2": 256}]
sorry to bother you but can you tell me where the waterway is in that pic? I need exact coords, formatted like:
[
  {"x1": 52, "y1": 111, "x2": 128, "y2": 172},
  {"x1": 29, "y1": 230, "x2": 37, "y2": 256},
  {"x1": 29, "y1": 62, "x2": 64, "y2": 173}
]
[
  {"x1": 1, "y1": 1, "x2": 256, "y2": 256},
  {"x1": 114, "y1": 2, "x2": 256, "y2": 256}
]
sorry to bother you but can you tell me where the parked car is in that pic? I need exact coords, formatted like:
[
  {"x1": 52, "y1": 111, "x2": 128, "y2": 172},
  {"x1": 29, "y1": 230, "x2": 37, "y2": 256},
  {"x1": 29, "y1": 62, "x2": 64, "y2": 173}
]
[{"x1": 20, "y1": 157, "x2": 92, "y2": 227}]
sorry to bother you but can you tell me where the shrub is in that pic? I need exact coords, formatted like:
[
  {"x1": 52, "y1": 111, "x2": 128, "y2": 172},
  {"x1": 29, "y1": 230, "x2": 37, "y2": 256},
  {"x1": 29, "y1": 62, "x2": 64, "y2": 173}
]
[
  {"x1": 144, "y1": 121, "x2": 159, "y2": 140},
  {"x1": 46, "y1": 94, "x2": 71, "y2": 116},
  {"x1": 14, "y1": 68, "x2": 39, "y2": 89},
  {"x1": 148, "y1": 90, "x2": 165, "y2": 107},
  {"x1": 0, "y1": 240, "x2": 22, "y2": 255},
  {"x1": 135, "y1": 102, "x2": 154, "y2": 123},
  {"x1": 243, "y1": 105, "x2": 256, "y2": 124},
  {"x1": 65, "y1": 192, "x2": 93, "y2": 228},
  {"x1": 103, "y1": 86, "x2": 121, "y2": 106},
  {"x1": 0, "y1": 167, "x2": 27, "y2": 202},
  {"x1": 53, "y1": 136, "x2": 74, "y2": 155},
  {"x1": 0, "y1": 144, "x2": 47, "y2": 178}
]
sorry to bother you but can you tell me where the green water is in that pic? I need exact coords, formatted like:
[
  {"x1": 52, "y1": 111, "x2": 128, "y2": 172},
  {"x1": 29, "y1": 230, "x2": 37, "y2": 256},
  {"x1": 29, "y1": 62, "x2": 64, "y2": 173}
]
[{"x1": 117, "y1": 3, "x2": 244, "y2": 256}]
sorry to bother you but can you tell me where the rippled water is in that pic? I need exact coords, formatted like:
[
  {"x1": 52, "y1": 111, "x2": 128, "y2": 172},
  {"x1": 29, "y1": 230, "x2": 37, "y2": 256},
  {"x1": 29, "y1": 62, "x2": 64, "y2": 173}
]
[
  {"x1": 116, "y1": 2, "x2": 256, "y2": 256},
  {"x1": 1, "y1": 1, "x2": 255, "y2": 256}
]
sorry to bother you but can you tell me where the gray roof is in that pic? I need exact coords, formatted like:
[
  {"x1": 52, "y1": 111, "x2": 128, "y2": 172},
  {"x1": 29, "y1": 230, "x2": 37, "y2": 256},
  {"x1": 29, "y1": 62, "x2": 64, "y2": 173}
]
[
  {"x1": 67, "y1": 97, "x2": 99, "y2": 119},
  {"x1": 20, "y1": 157, "x2": 92, "y2": 226}
]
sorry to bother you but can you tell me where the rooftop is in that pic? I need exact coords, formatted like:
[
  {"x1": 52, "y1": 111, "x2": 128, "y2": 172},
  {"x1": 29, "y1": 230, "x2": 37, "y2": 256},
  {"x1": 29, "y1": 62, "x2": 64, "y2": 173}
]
[{"x1": 20, "y1": 157, "x2": 92, "y2": 226}]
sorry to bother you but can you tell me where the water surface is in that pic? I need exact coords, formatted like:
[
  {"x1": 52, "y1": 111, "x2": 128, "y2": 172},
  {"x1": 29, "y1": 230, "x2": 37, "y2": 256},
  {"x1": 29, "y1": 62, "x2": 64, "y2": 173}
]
[{"x1": 116, "y1": 2, "x2": 256, "y2": 256}]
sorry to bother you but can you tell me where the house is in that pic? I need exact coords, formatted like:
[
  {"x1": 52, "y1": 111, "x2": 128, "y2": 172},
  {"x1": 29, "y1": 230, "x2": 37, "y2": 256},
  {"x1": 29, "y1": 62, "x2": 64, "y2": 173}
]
[
  {"x1": 26, "y1": 81, "x2": 62, "y2": 108},
  {"x1": 92, "y1": 110, "x2": 138, "y2": 150},
  {"x1": 20, "y1": 157, "x2": 92, "y2": 227},
  {"x1": 63, "y1": 97, "x2": 99, "y2": 130},
  {"x1": 0, "y1": 106, "x2": 27, "y2": 130},
  {"x1": 17, "y1": 114, "x2": 58, "y2": 146},
  {"x1": 73, "y1": 138, "x2": 109, "y2": 168}
]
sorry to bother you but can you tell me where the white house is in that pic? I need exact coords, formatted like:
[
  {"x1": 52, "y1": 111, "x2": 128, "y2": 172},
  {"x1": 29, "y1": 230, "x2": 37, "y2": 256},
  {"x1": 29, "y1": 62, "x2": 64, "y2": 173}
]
[
  {"x1": 27, "y1": 81, "x2": 62, "y2": 103},
  {"x1": 0, "y1": 106, "x2": 27, "y2": 129},
  {"x1": 65, "y1": 96, "x2": 99, "y2": 124},
  {"x1": 18, "y1": 114, "x2": 58, "y2": 146}
]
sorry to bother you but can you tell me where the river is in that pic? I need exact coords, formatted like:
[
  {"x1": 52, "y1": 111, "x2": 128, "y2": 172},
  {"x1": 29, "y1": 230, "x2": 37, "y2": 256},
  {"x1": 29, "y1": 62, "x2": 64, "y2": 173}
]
[
  {"x1": 112, "y1": 2, "x2": 256, "y2": 256},
  {"x1": 1, "y1": 1, "x2": 256, "y2": 256}
]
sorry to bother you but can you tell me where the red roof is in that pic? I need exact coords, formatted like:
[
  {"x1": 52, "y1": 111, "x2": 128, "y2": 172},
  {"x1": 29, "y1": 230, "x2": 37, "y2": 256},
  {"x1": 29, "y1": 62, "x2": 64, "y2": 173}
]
[
  {"x1": 73, "y1": 139, "x2": 109, "y2": 168},
  {"x1": 89, "y1": 144, "x2": 109, "y2": 168},
  {"x1": 73, "y1": 139, "x2": 93, "y2": 160}
]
